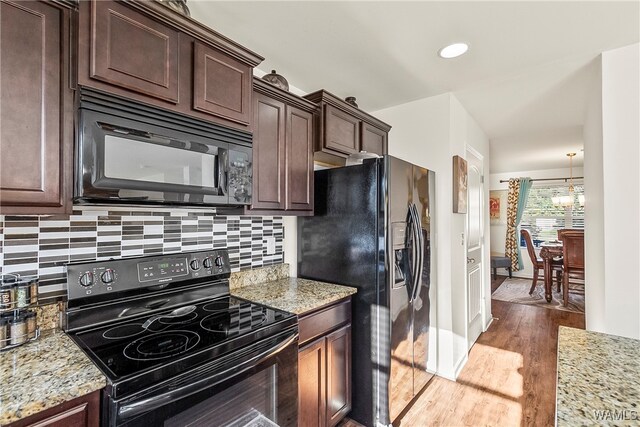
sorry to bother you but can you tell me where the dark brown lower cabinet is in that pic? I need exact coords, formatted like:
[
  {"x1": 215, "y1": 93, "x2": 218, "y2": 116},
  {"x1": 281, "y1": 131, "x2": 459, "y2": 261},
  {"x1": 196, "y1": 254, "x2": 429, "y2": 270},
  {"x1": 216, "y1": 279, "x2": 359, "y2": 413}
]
[
  {"x1": 298, "y1": 299, "x2": 352, "y2": 427},
  {"x1": 299, "y1": 337, "x2": 327, "y2": 427},
  {"x1": 326, "y1": 325, "x2": 352, "y2": 426},
  {"x1": 7, "y1": 390, "x2": 101, "y2": 427}
]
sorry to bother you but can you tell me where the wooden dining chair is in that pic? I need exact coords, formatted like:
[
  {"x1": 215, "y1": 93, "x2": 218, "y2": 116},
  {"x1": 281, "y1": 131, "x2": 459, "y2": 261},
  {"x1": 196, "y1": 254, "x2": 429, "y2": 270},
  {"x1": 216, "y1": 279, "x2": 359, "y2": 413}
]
[
  {"x1": 521, "y1": 229, "x2": 563, "y2": 295},
  {"x1": 558, "y1": 230, "x2": 585, "y2": 307}
]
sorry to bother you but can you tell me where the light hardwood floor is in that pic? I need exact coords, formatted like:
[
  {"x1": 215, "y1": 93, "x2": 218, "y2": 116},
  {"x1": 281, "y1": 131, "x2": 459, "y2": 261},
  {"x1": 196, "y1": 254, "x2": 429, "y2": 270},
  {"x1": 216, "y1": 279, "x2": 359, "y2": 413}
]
[
  {"x1": 397, "y1": 278, "x2": 585, "y2": 427},
  {"x1": 341, "y1": 276, "x2": 585, "y2": 427}
]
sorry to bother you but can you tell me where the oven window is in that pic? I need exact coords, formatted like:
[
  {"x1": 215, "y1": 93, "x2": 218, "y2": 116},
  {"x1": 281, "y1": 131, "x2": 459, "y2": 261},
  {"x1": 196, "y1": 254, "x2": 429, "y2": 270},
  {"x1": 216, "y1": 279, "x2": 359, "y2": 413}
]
[
  {"x1": 165, "y1": 365, "x2": 278, "y2": 427},
  {"x1": 104, "y1": 135, "x2": 217, "y2": 188}
]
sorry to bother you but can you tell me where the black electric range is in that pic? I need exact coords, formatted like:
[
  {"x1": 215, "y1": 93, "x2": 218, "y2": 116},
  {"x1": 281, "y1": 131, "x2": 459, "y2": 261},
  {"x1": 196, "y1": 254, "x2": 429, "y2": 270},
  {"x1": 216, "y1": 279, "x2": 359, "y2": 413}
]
[{"x1": 64, "y1": 250, "x2": 298, "y2": 427}]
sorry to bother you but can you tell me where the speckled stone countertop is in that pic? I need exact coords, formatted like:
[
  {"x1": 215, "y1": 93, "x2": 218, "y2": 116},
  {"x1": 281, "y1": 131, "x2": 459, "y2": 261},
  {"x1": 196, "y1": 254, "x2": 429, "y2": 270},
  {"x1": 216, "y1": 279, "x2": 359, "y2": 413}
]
[
  {"x1": 230, "y1": 265, "x2": 357, "y2": 315},
  {"x1": 556, "y1": 326, "x2": 640, "y2": 426},
  {"x1": 0, "y1": 329, "x2": 106, "y2": 425}
]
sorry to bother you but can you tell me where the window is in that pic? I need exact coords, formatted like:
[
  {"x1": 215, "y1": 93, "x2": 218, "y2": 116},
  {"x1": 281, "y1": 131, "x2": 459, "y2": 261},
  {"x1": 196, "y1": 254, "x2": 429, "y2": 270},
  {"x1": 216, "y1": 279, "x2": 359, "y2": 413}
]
[{"x1": 520, "y1": 184, "x2": 584, "y2": 245}]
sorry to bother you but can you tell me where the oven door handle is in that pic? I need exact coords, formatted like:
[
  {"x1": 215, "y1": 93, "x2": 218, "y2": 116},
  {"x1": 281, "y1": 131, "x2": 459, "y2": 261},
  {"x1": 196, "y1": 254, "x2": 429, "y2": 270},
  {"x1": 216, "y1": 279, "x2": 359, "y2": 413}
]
[{"x1": 117, "y1": 330, "x2": 298, "y2": 421}]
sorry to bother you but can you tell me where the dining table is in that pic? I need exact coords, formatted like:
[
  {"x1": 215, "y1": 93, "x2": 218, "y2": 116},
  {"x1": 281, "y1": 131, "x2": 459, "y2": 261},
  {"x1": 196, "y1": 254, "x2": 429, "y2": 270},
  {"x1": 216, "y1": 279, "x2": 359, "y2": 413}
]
[{"x1": 539, "y1": 242, "x2": 563, "y2": 302}]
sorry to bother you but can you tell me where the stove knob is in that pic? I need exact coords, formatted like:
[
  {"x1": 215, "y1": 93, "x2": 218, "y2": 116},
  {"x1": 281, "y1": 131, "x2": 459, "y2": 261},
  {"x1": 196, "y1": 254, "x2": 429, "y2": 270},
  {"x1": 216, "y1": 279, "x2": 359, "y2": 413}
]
[
  {"x1": 214, "y1": 256, "x2": 224, "y2": 268},
  {"x1": 79, "y1": 272, "x2": 95, "y2": 287},
  {"x1": 101, "y1": 269, "x2": 115, "y2": 284},
  {"x1": 190, "y1": 259, "x2": 201, "y2": 271},
  {"x1": 202, "y1": 257, "x2": 213, "y2": 269}
]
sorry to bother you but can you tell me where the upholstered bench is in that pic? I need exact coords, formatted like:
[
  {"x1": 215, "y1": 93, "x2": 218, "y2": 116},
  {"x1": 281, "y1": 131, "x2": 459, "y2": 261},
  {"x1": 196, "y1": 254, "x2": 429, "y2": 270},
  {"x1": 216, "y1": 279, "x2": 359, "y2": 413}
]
[{"x1": 490, "y1": 256, "x2": 512, "y2": 280}]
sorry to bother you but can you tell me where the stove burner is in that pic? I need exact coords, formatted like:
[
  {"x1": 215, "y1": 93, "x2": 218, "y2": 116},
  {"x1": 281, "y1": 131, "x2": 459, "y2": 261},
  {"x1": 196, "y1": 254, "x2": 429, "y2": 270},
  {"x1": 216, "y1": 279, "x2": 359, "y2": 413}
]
[
  {"x1": 102, "y1": 323, "x2": 145, "y2": 340},
  {"x1": 202, "y1": 301, "x2": 229, "y2": 313},
  {"x1": 157, "y1": 311, "x2": 198, "y2": 325},
  {"x1": 123, "y1": 330, "x2": 200, "y2": 361},
  {"x1": 200, "y1": 305, "x2": 267, "y2": 335}
]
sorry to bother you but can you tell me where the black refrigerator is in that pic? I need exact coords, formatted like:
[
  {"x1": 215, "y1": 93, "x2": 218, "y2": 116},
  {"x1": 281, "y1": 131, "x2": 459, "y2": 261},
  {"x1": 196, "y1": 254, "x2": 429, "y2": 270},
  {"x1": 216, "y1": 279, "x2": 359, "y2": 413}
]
[{"x1": 298, "y1": 155, "x2": 435, "y2": 426}]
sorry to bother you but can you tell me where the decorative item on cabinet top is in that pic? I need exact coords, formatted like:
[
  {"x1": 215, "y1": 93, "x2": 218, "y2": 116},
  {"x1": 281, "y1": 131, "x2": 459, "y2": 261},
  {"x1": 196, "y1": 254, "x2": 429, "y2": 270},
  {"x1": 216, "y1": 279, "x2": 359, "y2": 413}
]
[
  {"x1": 344, "y1": 96, "x2": 358, "y2": 108},
  {"x1": 157, "y1": 0, "x2": 190, "y2": 16},
  {"x1": 261, "y1": 70, "x2": 290, "y2": 92}
]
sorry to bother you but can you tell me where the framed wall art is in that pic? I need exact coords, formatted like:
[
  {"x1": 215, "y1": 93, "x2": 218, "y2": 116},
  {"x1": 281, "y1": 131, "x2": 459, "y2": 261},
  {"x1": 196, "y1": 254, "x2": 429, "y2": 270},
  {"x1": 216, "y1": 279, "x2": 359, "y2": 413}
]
[
  {"x1": 490, "y1": 189, "x2": 508, "y2": 225},
  {"x1": 453, "y1": 155, "x2": 468, "y2": 214}
]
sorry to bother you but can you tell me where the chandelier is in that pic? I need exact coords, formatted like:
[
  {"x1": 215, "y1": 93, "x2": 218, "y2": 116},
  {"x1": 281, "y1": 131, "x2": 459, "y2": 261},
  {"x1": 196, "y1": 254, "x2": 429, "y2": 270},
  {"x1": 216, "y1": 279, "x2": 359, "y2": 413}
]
[{"x1": 552, "y1": 152, "x2": 578, "y2": 207}]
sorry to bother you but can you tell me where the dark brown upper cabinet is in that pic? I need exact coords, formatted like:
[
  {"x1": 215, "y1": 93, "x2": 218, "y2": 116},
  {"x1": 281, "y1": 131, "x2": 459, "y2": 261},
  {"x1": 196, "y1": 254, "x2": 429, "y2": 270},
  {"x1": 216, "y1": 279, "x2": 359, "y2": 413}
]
[
  {"x1": 77, "y1": 0, "x2": 263, "y2": 131},
  {"x1": 89, "y1": 0, "x2": 180, "y2": 103},
  {"x1": 361, "y1": 121, "x2": 388, "y2": 157},
  {"x1": 193, "y1": 41, "x2": 252, "y2": 126},
  {"x1": 286, "y1": 105, "x2": 314, "y2": 211},
  {"x1": 0, "y1": 0, "x2": 74, "y2": 214},
  {"x1": 251, "y1": 92, "x2": 286, "y2": 210},
  {"x1": 247, "y1": 78, "x2": 316, "y2": 216},
  {"x1": 324, "y1": 105, "x2": 360, "y2": 156},
  {"x1": 304, "y1": 90, "x2": 391, "y2": 166}
]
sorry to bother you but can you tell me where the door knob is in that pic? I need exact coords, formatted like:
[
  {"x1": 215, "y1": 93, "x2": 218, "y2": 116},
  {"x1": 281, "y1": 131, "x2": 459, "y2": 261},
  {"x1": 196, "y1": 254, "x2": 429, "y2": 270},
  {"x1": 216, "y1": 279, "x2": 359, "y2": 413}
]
[{"x1": 467, "y1": 257, "x2": 476, "y2": 264}]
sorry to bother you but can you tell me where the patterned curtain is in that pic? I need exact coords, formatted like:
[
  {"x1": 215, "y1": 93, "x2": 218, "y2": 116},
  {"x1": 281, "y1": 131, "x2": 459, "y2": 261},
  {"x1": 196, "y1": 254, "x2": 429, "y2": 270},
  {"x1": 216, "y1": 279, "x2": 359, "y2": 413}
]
[
  {"x1": 515, "y1": 178, "x2": 533, "y2": 270},
  {"x1": 505, "y1": 179, "x2": 521, "y2": 270}
]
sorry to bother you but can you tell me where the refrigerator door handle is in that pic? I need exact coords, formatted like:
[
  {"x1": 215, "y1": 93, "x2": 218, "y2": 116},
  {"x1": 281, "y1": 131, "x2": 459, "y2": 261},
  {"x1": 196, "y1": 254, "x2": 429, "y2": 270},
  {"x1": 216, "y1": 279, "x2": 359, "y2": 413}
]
[
  {"x1": 406, "y1": 205, "x2": 418, "y2": 302},
  {"x1": 410, "y1": 204, "x2": 424, "y2": 303},
  {"x1": 408, "y1": 203, "x2": 421, "y2": 303}
]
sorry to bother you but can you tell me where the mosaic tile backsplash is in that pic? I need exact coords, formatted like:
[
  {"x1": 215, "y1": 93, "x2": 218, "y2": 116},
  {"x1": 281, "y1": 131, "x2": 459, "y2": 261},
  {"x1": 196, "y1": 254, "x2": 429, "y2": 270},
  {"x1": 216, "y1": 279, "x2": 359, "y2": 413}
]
[{"x1": 0, "y1": 206, "x2": 284, "y2": 294}]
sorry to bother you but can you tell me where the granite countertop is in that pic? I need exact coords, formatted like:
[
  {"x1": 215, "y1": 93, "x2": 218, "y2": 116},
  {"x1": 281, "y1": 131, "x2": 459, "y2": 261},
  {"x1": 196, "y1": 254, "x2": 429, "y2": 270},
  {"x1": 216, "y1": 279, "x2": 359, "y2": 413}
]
[
  {"x1": 0, "y1": 329, "x2": 106, "y2": 425},
  {"x1": 556, "y1": 326, "x2": 640, "y2": 426},
  {"x1": 231, "y1": 277, "x2": 357, "y2": 315}
]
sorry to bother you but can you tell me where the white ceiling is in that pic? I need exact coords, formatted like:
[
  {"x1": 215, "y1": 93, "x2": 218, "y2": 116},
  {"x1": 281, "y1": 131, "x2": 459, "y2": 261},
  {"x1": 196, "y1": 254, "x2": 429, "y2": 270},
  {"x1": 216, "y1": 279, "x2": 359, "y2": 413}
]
[{"x1": 188, "y1": 1, "x2": 639, "y2": 173}]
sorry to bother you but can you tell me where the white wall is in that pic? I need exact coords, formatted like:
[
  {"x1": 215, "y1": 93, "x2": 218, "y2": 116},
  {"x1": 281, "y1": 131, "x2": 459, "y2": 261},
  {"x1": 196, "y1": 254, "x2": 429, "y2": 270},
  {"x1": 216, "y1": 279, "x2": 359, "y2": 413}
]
[
  {"x1": 584, "y1": 43, "x2": 640, "y2": 339},
  {"x1": 489, "y1": 167, "x2": 584, "y2": 279},
  {"x1": 583, "y1": 57, "x2": 605, "y2": 333},
  {"x1": 374, "y1": 93, "x2": 491, "y2": 380},
  {"x1": 283, "y1": 216, "x2": 297, "y2": 277}
]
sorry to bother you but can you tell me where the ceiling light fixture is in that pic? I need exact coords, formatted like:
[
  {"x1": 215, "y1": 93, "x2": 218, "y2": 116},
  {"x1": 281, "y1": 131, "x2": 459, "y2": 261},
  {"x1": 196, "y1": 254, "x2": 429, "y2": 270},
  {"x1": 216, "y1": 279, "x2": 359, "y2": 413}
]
[
  {"x1": 552, "y1": 152, "x2": 577, "y2": 208},
  {"x1": 438, "y1": 43, "x2": 469, "y2": 59}
]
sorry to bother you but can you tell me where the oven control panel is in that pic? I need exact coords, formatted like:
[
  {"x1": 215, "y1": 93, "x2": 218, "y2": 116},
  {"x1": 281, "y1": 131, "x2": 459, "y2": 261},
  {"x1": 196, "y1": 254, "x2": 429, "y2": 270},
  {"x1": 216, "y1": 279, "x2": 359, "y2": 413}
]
[
  {"x1": 66, "y1": 249, "x2": 231, "y2": 301},
  {"x1": 137, "y1": 258, "x2": 188, "y2": 282}
]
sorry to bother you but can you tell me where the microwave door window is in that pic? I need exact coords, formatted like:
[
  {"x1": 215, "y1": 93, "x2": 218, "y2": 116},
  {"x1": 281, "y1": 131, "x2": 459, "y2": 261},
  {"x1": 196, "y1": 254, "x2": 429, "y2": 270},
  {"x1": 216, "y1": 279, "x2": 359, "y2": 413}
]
[{"x1": 102, "y1": 135, "x2": 218, "y2": 191}]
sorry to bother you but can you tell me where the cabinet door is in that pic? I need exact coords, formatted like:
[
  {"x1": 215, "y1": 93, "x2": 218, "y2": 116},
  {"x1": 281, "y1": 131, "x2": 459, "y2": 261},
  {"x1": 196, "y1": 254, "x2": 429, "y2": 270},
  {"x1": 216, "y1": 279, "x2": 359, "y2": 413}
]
[
  {"x1": 0, "y1": 0, "x2": 70, "y2": 211},
  {"x1": 326, "y1": 325, "x2": 352, "y2": 427},
  {"x1": 9, "y1": 389, "x2": 100, "y2": 427},
  {"x1": 193, "y1": 41, "x2": 252, "y2": 126},
  {"x1": 286, "y1": 106, "x2": 314, "y2": 212},
  {"x1": 361, "y1": 122, "x2": 388, "y2": 156},
  {"x1": 251, "y1": 93, "x2": 286, "y2": 210},
  {"x1": 89, "y1": 0, "x2": 179, "y2": 103},
  {"x1": 324, "y1": 105, "x2": 360, "y2": 156},
  {"x1": 299, "y1": 338, "x2": 326, "y2": 427}
]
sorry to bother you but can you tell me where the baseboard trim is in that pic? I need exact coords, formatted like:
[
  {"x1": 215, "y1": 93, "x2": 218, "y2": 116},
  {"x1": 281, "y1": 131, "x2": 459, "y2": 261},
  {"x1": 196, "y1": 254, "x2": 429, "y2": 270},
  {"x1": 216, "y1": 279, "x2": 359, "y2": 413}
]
[{"x1": 453, "y1": 353, "x2": 469, "y2": 379}]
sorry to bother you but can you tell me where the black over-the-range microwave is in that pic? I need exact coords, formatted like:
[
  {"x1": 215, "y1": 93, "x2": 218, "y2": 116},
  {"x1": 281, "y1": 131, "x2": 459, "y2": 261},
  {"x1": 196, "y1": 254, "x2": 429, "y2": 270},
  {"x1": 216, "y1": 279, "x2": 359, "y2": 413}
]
[{"x1": 75, "y1": 89, "x2": 253, "y2": 208}]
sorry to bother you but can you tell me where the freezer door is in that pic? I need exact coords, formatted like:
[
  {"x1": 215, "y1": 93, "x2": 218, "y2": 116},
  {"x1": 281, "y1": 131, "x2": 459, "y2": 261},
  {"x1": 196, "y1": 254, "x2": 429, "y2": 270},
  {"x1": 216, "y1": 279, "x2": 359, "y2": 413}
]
[
  {"x1": 297, "y1": 160, "x2": 381, "y2": 427},
  {"x1": 386, "y1": 157, "x2": 416, "y2": 423},
  {"x1": 412, "y1": 166, "x2": 435, "y2": 395}
]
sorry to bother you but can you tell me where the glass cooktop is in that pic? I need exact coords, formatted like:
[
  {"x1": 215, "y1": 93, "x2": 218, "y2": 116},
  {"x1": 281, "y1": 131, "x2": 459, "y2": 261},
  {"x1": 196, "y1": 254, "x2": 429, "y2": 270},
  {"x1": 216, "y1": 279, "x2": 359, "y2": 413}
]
[{"x1": 70, "y1": 296, "x2": 295, "y2": 381}]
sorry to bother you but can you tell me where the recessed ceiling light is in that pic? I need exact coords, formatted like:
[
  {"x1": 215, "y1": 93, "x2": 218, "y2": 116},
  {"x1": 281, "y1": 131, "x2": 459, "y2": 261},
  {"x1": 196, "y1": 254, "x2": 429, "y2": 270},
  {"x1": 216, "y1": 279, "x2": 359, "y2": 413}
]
[{"x1": 438, "y1": 43, "x2": 469, "y2": 59}]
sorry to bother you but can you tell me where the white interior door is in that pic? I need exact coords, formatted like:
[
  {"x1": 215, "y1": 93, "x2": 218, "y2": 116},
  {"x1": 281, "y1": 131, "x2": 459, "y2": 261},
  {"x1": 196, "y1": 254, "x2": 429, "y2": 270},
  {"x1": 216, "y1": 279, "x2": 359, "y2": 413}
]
[{"x1": 466, "y1": 148, "x2": 484, "y2": 349}]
